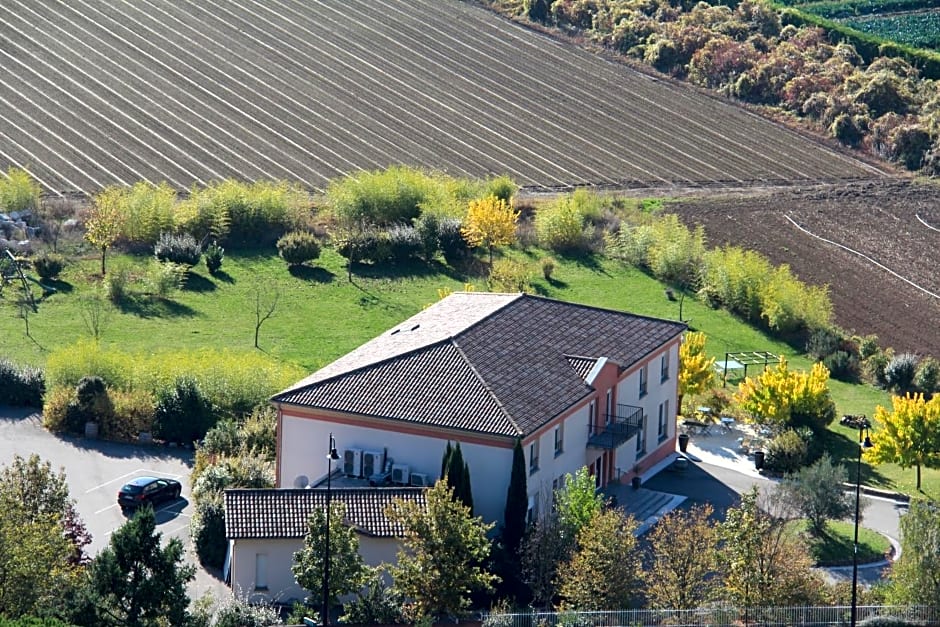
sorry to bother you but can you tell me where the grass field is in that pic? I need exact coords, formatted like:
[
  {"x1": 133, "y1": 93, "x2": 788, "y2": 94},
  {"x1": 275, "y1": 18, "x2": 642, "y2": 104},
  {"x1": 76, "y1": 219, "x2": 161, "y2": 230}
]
[
  {"x1": 783, "y1": 519, "x2": 891, "y2": 566},
  {"x1": 1, "y1": 243, "x2": 936, "y2": 496}
]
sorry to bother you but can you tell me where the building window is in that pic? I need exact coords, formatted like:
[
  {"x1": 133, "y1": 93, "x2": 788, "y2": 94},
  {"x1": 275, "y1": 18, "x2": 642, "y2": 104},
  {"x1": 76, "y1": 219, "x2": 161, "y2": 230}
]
[
  {"x1": 605, "y1": 389, "x2": 612, "y2": 425},
  {"x1": 588, "y1": 400, "x2": 596, "y2": 434},
  {"x1": 658, "y1": 400, "x2": 669, "y2": 441},
  {"x1": 255, "y1": 553, "x2": 268, "y2": 591},
  {"x1": 639, "y1": 366, "x2": 648, "y2": 398},
  {"x1": 636, "y1": 414, "x2": 646, "y2": 455},
  {"x1": 526, "y1": 494, "x2": 539, "y2": 524},
  {"x1": 661, "y1": 354, "x2": 669, "y2": 382},
  {"x1": 529, "y1": 441, "x2": 540, "y2": 474},
  {"x1": 554, "y1": 424, "x2": 564, "y2": 456}
]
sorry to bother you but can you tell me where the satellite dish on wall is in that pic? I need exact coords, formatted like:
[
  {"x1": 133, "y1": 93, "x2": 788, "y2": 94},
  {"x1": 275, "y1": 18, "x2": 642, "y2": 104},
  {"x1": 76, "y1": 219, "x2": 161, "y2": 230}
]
[{"x1": 293, "y1": 475, "x2": 309, "y2": 489}]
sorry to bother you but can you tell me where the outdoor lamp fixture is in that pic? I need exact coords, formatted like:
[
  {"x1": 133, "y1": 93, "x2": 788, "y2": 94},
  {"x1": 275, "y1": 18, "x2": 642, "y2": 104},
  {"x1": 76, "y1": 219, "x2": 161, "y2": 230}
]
[
  {"x1": 323, "y1": 433, "x2": 340, "y2": 626},
  {"x1": 851, "y1": 423, "x2": 874, "y2": 627}
]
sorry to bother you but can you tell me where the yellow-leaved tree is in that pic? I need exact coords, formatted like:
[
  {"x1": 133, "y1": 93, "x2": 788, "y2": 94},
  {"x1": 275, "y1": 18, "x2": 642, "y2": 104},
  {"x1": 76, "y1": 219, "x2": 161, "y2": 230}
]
[
  {"x1": 868, "y1": 393, "x2": 940, "y2": 490},
  {"x1": 85, "y1": 187, "x2": 126, "y2": 275},
  {"x1": 733, "y1": 357, "x2": 835, "y2": 431},
  {"x1": 461, "y1": 195, "x2": 519, "y2": 266},
  {"x1": 678, "y1": 331, "x2": 715, "y2": 415}
]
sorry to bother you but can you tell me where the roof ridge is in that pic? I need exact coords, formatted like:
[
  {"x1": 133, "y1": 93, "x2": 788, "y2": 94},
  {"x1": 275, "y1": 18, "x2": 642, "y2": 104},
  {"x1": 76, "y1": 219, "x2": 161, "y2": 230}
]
[
  {"x1": 523, "y1": 293, "x2": 687, "y2": 328},
  {"x1": 450, "y1": 338, "x2": 523, "y2": 438}
]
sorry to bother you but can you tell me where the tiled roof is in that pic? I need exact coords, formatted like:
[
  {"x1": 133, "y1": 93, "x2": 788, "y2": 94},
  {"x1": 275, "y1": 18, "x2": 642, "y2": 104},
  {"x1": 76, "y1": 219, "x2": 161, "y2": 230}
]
[
  {"x1": 565, "y1": 355, "x2": 599, "y2": 381},
  {"x1": 224, "y1": 488, "x2": 427, "y2": 539},
  {"x1": 273, "y1": 293, "x2": 686, "y2": 438}
]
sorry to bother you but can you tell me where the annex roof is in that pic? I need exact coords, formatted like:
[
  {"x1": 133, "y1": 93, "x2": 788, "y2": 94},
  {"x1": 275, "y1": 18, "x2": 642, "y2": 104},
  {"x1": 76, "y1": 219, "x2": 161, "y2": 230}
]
[
  {"x1": 273, "y1": 293, "x2": 686, "y2": 438},
  {"x1": 224, "y1": 487, "x2": 427, "y2": 540}
]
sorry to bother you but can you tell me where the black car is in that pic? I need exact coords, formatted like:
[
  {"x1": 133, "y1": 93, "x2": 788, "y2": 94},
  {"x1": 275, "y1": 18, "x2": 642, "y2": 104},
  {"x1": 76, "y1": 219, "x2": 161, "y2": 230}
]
[{"x1": 118, "y1": 476, "x2": 182, "y2": 510}]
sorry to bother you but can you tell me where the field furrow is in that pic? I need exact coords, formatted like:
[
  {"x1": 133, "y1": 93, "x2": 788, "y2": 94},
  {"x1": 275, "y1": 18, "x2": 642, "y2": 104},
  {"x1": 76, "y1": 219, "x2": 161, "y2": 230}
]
[{"x1": 0, "y1": 0, "x2": 884, "y2": 194}]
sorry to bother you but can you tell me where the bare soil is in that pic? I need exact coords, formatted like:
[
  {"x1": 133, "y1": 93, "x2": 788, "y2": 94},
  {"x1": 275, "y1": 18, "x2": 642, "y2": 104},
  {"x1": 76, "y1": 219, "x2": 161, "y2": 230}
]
[{"x1": 668, "y1": 178, "x2": 940, "y2": 358}]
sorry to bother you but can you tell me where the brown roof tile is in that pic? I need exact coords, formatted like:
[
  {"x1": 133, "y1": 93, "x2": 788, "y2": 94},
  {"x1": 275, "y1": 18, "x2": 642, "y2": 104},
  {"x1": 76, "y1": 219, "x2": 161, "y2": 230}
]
[
  {"x1": 273, "y1": 293, "x2": 686, "y2": 438},
  {"x1": 224, "y1": 487, "x2": 427, "y2": 539}
]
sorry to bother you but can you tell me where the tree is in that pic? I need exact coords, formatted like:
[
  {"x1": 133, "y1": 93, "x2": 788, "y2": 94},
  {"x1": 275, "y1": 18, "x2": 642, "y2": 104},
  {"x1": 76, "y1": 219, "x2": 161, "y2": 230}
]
[
  {"x1": 779, "y1": 454, "x2": 855, "y2": 536},
  {"x1": 461, "y1": 195, "x2": 519, "y2": 266},
  {"x1": 678, "y1": 331, "x2": 715, "y2": 414},
  {"x1": 643, "y1": 504, "x2": 719, "y2": 609},
  {"x1": 717, "y1": 488, "x2": 825, "y2": 609},
  {"x1": 252, "y1": 283, "x2": 279, "y2": 349},
  {"x1": 385, "y1": 480, "x2": 497, "y2": 622},
  {"x1": 503, "y1": 439, "x2": 528, "y2": 556},
  {"x1": 555, "y1": 466, "x2": 604, "y2": 539},
  {"x1": 153, "y1": 376, "x2": 217, "y2": 445},
  {"x1": 38, "y1": 197, "x2": 75, "y2": 253},
  {"x1": 868, "y1": 393, "x2": 940, "y2": 490},
  {"x1": 733, "y1": 357, "x2": 836, "y2": 432},
  {"x1": 520, "y1": 512, "x2": 571, "y2": 609},
  {"x1": 292, "y1": 501, "x2": 366, "y2": 611},
  {"x1": 78, "y1": 507, "x2": 194, "y2": 627},
  {"x1": 886, "y1": 499, "x2": 940, "y2": 604},
  {"x1": 84, "y1": 188, "x2": 125, "y2": 276},
  {"x1": 78, "y1": 290, "x2": 112, "y2": 341},
  {"x1": 341, "y1": 566, "x2": 406, "y2": 626},
  {"x1": 557, "y1": 508, "x2": 642, "y2": 610},
  {"x1": 441, "y1": 441, "x2": 473, "y2": 513}
]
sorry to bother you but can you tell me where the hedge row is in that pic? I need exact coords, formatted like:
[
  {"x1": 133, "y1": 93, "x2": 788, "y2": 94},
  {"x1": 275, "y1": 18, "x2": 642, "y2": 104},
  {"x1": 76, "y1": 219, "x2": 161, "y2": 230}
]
[
  {"x1": 778, "y1": 7, "x2": 940, "y2": 78},
  {"x1": 0, "y1": 358, "x2": 44, "y2": 407}
]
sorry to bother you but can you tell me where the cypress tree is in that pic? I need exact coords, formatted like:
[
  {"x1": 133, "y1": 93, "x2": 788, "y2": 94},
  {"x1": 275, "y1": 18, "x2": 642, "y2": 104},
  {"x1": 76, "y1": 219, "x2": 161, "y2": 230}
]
[
  {"x1": 441, "y1": 441, "x2": 453, "y2": 482},
  {"x1": 503, "y1": 439, "x2": 528, "y2": 555},
  {"x1": 462, "y1": 460, "x2": 474, "y2": 516},
  {"x1": 447, "y1": 442, "x2": 465, "y2": 498}
]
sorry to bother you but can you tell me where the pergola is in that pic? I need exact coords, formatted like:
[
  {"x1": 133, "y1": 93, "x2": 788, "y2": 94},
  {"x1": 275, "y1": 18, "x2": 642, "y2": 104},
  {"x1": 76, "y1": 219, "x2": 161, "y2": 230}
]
[{"x1": 716, "y1": 351, "x2": 781, "y2": 385}]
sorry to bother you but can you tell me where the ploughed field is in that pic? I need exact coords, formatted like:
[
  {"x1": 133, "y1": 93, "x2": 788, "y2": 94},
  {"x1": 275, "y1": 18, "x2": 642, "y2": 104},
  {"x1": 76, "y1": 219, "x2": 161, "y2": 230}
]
[
  {"x1": 670, "y1": 180, "x2": 940, "y2": 358},
  {"x1": 0, "y1": 0, "x2": 883, "y2": 195}
]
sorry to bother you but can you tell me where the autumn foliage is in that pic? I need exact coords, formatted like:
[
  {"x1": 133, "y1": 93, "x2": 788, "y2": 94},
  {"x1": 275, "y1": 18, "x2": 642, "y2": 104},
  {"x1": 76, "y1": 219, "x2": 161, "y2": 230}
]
[
  {"x1": 868, "y1": 393, "x2": 940, "y2": 490},
  {"x1": 734, "y1": 357, "x2": 836, "y2": 432}
]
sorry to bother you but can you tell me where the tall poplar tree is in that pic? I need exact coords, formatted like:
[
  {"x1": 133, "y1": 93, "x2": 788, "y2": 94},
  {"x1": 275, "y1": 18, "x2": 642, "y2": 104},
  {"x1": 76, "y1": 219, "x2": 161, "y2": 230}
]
[{"x1": 503, "y1": 439, "x2": 528, "y2": 555}]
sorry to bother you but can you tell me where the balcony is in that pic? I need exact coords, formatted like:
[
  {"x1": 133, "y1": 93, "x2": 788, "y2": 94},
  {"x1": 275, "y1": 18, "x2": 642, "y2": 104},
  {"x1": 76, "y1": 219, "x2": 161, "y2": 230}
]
[{"x1": 587, "y1": 403, "x2": 643, "y2": 449}]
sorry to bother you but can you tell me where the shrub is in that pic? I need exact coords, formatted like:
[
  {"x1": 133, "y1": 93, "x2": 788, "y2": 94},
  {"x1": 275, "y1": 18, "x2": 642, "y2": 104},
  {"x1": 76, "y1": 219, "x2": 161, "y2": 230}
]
[
  {"x1": 154, "y1": 232, "x2": 202, "y2": 266},
  {"x1": 63, "y1": 376, "x2": 114, "y2": 435},
  {"x1": 239, "y1": 405, "x2": 278, "y2": 458},
  {"x1": 483, "y1": 175, "x2": 518, "y2": 204},
  {"x1": 204, "y1": 241, "x2": 224, "y2": 274},
  {"x1": 0, "y1": 167, "x2": 40, "y2": 213},
  {"x1": 144, "y1": 261, "x2": 186, "y2": 299},
  {"x1": 192, "y1": 463, "x2": 234, "y2": 502},
  {"x1": 191, "y1": 492, "x2": 227, "y2": 569},
  {"x1": 914, "y1": 356, "x2": 940, "y2": 395},
  {"x1": 885, "y1": 353, "x2": 919, "y2": 394},
  {"x1": 108, "y1": 388, "x2": 156, "y2": 442},
  {"x1": 535, "y1": 195, "x2": 590, "y2": 254},
  {"x1": 0, "y1": 358, "x2": 45, "y2": 407},
  {"x1": 489, "y1": 258, "x2": 532, "y2": 293},
  {"x1": 385, "y1": 224, "x2": 422, "y2": 263},
  {"x1": 540, "y1": 256, "x2": 556, "y2": 281},
  {"x1": 276, "y1": 230, "x2": 321, "y2": 266},
  {"x1": 438, "y1": 217, "x2": 470, "y2": 264},
  {"x1": 104, "y1": 264, "x2": 131, "y2": 303},
  {"x1": 327, "y1": 166, "x2": 432, "y2": 226},
  {"x1": 31, "y1": 252, "x2": 65, "y2": 280},
  {"x1": 153, "y1": 377, "x2": 217, "y2": 445},
  {"x1": 41, "y1": 385, "x2": 72, "y2": 432},
  {"x1": 413, "y1": 213, "x2": 440, "y2": 262},
  {"x1": 765, "y1": 429, "x2": 809, "y2": 474},
  {"x1": 111, "y1": 181, "x2": 178, "y2": 247},
  {"x1": 199, "y1": 419, "x2": 242, "y2": 460},
  {"x1": 864, "y1": 348, "x2": 894, "y2": 388},
  {"x1": 823, "y1": 350, "x2": 861, "y2": 382}
]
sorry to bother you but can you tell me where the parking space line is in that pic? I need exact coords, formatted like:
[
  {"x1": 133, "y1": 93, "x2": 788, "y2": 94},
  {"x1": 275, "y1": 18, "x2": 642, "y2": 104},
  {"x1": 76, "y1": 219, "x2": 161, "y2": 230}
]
[
  {"x1": 85, "y1": 468, "x2": 145, "y2": 493},
  {"x1": 95, "y1": 503, "x2": 121, "y2": 515}
]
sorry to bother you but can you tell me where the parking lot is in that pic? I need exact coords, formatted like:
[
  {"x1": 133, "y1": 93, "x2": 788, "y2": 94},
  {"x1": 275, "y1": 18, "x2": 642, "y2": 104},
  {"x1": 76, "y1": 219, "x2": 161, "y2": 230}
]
[{"x1": 0, "y1": 406, "x2": 229, "y2": 603}]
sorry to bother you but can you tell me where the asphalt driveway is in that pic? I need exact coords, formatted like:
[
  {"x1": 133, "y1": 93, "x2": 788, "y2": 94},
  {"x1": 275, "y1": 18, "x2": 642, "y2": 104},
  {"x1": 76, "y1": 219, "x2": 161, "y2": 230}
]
[{"x1": 0, "y1": 405, "x2": 229, "y2": 604}]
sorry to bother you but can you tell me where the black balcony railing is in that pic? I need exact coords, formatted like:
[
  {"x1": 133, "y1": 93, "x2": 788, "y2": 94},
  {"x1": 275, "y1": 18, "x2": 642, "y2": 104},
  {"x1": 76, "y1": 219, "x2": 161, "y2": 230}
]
[{"x1": 587, "y1": 403, "x2": 643, "y2": 449}]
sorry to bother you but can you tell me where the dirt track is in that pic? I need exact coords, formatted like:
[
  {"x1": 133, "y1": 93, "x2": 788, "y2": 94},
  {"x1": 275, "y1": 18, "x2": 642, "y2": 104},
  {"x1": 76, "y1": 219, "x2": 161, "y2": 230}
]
[{"x1": 670, "y1": 179, "x2": 940, "y2": 358}]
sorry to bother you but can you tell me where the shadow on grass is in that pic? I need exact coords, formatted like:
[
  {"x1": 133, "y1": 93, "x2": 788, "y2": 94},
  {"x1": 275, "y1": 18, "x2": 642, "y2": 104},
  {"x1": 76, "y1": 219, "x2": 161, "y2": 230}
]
[
  {"x1": 349, "y1": 258, "x2": 440, "y2": 280},
  {"x1": 210, "y1": 269, "x2": 234, "y2": 284},
  {"x1": 46, "y1": 278, "x2": 74, "y2": 293},
  {"x1": 785, "y1": 520, "x2": 889, "y2": 566},
  {"x1": 288, "y1": 265, "x2": 335, "y2": 283},
  {"x1": 183, "y1": 273, "x2": 216, "y2": 292},
  {"x1": 117, "y1": 295, "x2": 198, "y2": 319},
  {"x1": 546, "y1": 276, "x2": 569, "y2": 289},
  {"x1": 819, "y1": 428, "x2": 890, "y2": 489}
]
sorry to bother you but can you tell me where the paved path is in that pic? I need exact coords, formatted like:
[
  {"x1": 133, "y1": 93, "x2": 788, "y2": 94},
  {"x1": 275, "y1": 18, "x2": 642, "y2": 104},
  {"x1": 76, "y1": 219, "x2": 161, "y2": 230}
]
[{"x1": 640, "y1": 426, "x2": 907, "y2": 584}]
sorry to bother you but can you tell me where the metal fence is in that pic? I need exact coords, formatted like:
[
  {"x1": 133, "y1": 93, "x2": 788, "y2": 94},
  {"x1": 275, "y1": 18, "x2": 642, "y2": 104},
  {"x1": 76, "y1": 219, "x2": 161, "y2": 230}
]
[{"x1": 482, "y1": 605, "x2": 939, "y2": 627}]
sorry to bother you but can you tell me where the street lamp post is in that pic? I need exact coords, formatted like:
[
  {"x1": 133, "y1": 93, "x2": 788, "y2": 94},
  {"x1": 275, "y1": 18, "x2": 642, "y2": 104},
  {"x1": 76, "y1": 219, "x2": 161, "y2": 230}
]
[
  {"x1": 851, "y1": 423, "x2": 873, "y2": 627},
  {"x1": 323, "y1": 434, "x2": 340, "y2": 626}
]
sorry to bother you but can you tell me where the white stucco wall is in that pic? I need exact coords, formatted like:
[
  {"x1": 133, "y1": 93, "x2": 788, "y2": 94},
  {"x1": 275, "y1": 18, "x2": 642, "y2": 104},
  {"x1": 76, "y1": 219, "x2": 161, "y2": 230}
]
[
  {"x1": 278, "y1": 416, "x2": 514, "y2": 524},
  {"x1": 524, "y1": 402, "x2": 591, "y2": 516},
  {"x1": 231, "y1": 535, "x2": 402, "y2": 605},
  {"x1": 616, "y1": 344, "x2": 679, "y2": 470}
]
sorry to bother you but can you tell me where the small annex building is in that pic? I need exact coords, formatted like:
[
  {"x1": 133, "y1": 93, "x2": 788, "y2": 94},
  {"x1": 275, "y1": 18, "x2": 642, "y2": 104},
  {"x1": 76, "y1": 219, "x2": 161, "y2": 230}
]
[{"x1": 224, "y1": 487, "x2": 426, "y2": 603}]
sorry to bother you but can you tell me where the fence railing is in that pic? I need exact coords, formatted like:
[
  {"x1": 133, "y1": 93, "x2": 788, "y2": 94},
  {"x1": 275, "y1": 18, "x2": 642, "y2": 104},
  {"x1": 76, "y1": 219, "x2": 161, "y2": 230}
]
[{"x1": 482, "y1": 605, "x2": 939, "y2": 627}]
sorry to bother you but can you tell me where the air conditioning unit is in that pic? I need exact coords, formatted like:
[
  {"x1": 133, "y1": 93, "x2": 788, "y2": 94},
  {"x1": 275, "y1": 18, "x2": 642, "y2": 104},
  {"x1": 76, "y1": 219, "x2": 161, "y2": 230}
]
[
  {"x1": 362, "y1": 451, "x2": 384, "y2": 478},
  {"x1": 409, "y1": 472, "x2": 430, "y2": 487},
  {"x1": 391, "y1": 464, "x2": 410, "y2": 485},
  {"x1": 343, "y1": 449, "x2": 363, "y2": 477}
]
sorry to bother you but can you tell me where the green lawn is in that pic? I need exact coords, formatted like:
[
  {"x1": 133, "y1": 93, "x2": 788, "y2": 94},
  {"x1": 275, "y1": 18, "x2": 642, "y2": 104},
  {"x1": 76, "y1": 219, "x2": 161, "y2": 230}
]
[
  {"x1": 783, "y1": 519, "x2": 892, "y2": 567},
  {"x1": 1, "y1": 245, "x2": 937, "y2": 496}
]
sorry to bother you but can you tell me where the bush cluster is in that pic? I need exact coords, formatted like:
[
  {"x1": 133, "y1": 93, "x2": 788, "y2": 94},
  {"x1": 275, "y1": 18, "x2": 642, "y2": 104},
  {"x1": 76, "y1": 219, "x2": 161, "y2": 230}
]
[
  {"x1": 765, "y1": 429, "x2": 809, "y2": 474},
  {"x1": 276, "y1": 230, "x2": 321, "y2": 266},
  {"x1": 336, "y1": 218, "x2": 470, "y2": 266},
  {"x1": 535, "y1": 191, "x2": 595, "y2": 254},
  {"x1": 154, "y1": 232, "x2": 202, "y2": 266},
  {"x1": 204, "y1": 241, "x2": 224, "y2": 274},
  {"x1": 31, "y1": 252, "x2": 65, "y2": 280},
  {"x1": 0, "y1": 358, "x2": 45, "y2": 407},
  {"x1": 0, "y1": 167, "x2": 40, "y2": 214}
]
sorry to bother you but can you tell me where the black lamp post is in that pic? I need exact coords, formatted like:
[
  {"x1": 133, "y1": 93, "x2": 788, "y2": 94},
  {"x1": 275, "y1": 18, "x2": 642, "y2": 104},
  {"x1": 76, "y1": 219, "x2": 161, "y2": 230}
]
[
  {"x1": 851, "y1": 423, "x2": 873, "y2": 627},
  {"x1": 323, "y1": 433, "x2": 340, "y2": 626}
]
